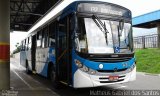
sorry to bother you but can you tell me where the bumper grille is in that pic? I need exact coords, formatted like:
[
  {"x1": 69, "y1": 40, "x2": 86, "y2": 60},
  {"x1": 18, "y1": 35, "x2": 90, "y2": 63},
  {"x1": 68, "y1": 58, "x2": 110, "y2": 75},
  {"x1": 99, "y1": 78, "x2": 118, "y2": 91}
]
[
  {"x1": 99, "y1": 75, "x2": 125, "y2": 79},
  {"x1": 98, "y1": 68, "x2": 128, "y2": 73},
  {"x1": 76, "y1": 52, "x2": 134, "y2": 63},
  {"x1": 100, "y1": 79, "x2": 124, "y2": 83},
  {"x1": 88, "y1": 57, "x2": 132, "y2": 63}
]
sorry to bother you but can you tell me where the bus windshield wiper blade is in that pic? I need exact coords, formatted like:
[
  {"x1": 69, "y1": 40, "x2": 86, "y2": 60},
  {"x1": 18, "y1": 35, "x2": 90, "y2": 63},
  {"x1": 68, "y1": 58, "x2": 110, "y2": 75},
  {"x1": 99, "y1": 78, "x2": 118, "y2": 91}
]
[
  {"x1": 92, "y1": 15, "x2": 104, "y2": 32},
  {"x1": 118, "y1": 19, "x2": 125, "y2": 47},
  {"x1": 92, "y1": 15, "x2": 109, "y2": 45},
  {"x1": 104, "y1": 22, "x2": 108, "y2": 44}
]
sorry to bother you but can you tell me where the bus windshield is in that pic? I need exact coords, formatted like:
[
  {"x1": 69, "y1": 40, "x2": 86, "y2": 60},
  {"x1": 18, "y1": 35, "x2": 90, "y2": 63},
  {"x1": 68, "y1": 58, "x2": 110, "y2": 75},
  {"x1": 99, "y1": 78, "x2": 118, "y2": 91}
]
[{"x1": 75, "y1": 17, "x2": 132, "y2": 54}]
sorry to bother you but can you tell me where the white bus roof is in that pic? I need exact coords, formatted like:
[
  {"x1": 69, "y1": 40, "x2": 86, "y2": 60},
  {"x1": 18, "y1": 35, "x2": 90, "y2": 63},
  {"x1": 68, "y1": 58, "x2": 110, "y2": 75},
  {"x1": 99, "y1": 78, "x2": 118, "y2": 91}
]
[{"x1": 27, "y1": 0, "x2": 130, "y2": 34}]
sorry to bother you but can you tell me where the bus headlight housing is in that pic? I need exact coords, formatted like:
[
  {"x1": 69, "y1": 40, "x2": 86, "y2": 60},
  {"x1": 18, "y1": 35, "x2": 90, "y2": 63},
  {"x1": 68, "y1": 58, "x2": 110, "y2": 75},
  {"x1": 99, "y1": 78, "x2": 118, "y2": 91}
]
[
  {"x1": 89, "y1": 69, "x2": 96, "y2": 75},
  {"x1": 129, "y1": 63, "x2": 136, "y2": 72},
  {"x1": 75, "y1": 59, "x2": 83, "y2": 68},
  {"x1": 74, "y1": 59, "x2": 96, "y2": 75},
  {"x1": 82, "y1": 66, "x2": 89, "y2": 72}
]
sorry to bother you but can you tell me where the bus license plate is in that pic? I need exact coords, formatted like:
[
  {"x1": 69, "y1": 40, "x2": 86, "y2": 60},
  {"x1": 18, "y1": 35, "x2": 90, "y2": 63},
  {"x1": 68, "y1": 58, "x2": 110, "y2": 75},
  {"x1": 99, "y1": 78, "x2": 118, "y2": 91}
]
[{"x1": 109, "y1": 76, "x2": 119, "y2": 81}]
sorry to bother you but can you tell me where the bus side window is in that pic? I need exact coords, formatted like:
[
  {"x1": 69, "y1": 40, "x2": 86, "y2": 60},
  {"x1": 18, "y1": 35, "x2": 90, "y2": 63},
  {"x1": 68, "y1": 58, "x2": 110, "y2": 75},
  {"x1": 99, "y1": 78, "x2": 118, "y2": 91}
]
[
  {"x1": 26, "y1": 38, "x2": 28, "y2": 51},
  {"x1": 49, "y1": 22, "x2": 56, "y2": 47},
  {"x1": 24, "y1": 39, "x2": 26, "y2": 51},
  {"x1": 70, "y1": 14, "x2": 75, "y2": 32},
  {"x1": 22, "y1": 40, "x2": 25, "y2": 51},
  {"x1": 28, "y1": 36, "x2": 32, "y2": 50},
  {"x1": 59, "y1": 17, "x2": 67, "y2": 49},
  {"x1": 42, "y1": 26, "x2": 49, "y2": 48},
  {"x1": 37, "y1": 31, "x2": 42, "y2": 48},
  {"x1": 69, "y1": 14, "x2": 75, "y2": 49},
  {"x1": 21, "y1": 41, "x2": 23, "y2": 51}
]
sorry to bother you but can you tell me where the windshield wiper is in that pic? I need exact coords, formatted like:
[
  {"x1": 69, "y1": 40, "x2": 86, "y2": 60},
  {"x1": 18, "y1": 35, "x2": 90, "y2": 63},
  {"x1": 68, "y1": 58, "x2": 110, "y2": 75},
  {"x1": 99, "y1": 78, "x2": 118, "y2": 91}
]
[
  {"x1": 119, "y1": 19, "x2": 124, "y2": 36},
  {"x1": 92, "y1": 15, "x2": 104, "y2": 32},
  {"x1": 118, "y1": 19, "x2": 125, "y2": 47},
  {"x1": 92, "y1": 15, "x2": 109, "y2": 45}
]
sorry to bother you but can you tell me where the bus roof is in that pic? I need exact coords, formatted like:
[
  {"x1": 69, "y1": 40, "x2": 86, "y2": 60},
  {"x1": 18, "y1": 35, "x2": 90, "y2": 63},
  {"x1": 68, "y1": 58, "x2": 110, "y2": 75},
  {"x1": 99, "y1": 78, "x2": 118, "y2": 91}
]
[{"x1": 27, "y1": 0, "x2": 131, "y2": 35}]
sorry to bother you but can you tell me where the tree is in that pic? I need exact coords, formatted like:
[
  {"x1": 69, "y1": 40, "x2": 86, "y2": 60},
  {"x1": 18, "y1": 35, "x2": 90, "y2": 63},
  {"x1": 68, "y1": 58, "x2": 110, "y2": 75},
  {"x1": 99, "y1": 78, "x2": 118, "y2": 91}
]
[{"x1": 13, "y1": 42, "x2": 21, "y2": 54}]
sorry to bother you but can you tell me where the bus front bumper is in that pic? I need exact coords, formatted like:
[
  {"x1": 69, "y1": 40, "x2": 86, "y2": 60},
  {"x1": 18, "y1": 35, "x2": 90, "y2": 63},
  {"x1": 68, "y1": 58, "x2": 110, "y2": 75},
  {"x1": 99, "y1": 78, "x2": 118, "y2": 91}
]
[{"x1": 73, "y1": 66, "x2": 136, "y2": 88}]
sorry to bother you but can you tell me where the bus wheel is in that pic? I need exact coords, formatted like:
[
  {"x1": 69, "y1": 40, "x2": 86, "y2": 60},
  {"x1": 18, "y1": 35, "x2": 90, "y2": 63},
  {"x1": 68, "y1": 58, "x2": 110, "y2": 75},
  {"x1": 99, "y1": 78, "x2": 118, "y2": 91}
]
[
  {"x1": 26, "y1": 61, "x2": 31, "y2": 74},
  {"x1": 50, "y1": 66, "x2": 60, "y2": 88}
]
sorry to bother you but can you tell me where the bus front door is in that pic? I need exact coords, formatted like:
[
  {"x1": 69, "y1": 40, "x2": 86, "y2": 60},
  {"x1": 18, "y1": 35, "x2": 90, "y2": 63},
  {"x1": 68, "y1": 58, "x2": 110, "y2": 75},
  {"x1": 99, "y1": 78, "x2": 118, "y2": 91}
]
[{"x1": 57, "y1": 17, "x2": 71, "y2": 85}]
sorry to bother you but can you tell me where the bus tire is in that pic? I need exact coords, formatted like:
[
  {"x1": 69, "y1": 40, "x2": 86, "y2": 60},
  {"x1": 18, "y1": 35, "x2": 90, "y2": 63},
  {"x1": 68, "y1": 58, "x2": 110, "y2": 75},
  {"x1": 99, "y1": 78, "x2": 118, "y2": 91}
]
[
  {"x1": 26, "y1": 60, "x2": 31, "y2": 74},
  {"x1": 49, "y1": 65, "x2": 60, "y2": 88}
]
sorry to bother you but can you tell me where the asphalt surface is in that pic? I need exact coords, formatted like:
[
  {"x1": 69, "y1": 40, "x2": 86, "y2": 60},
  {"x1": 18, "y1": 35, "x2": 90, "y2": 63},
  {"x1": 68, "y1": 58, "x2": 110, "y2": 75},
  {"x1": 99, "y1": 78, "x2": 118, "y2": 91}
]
[{"x1": 1, "y1": 58, "x2": 160, "y2": 96}]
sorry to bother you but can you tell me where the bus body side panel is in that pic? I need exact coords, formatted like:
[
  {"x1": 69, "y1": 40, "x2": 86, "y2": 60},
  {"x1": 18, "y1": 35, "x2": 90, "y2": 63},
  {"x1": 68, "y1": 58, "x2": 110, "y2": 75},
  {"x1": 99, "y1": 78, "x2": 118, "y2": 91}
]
[
  {"x1": 35, "y1": 48, "x2": 42, "y2": 74},
  {"x1": 20, "y1": 51, "x2": 27, "y2": 67},
  {"x1": 20, "y1": 50, "x2": 32, "y2": 70},
  {"x1": 36, "y1": 47, "x2": 56, "y2": 77},
  {"x1": 26, "y1": 50, "x2": 32, "y2": 70}
]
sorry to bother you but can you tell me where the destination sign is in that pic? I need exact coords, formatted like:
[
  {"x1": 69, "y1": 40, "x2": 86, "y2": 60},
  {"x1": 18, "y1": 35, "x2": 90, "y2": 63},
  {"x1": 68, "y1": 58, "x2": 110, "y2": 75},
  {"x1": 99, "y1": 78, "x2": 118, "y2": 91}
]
[{"x1": 77, "y1": 3, "x2": 131, "y2": 17}]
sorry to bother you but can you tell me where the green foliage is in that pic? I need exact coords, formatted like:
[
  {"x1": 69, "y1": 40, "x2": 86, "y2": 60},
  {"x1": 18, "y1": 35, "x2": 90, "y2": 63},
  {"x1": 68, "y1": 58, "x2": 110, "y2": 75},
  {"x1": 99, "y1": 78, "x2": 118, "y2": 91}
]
[
  {"x1": 13, "y1": 43, "x2": 21, "y2": 54},
  {"x1": 135, "y1": 48, "x2": 160, "y2": 74}
]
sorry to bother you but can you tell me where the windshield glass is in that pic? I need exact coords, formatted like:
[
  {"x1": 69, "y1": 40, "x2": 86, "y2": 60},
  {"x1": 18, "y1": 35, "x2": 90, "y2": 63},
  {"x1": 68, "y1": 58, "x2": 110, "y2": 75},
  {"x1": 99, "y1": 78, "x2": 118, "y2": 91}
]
[{"x1": 75, "y1": 17, "x2": 132, "y2": 54}]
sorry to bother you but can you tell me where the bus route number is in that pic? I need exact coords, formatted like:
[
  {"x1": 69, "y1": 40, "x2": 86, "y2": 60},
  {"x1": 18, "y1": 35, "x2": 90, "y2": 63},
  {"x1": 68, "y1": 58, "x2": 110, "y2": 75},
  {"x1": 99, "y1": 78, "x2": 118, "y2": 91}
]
[{"x1": 91, "y1": 7, "x2": 98, "y2": 12}]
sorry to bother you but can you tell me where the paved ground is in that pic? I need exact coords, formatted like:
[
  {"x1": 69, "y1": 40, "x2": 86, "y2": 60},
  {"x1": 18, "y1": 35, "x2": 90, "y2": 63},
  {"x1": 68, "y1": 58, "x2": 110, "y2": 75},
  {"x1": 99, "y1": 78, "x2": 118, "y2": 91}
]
[{"x1": 1, "y1": 58, "x2": 160, "y2": 96}]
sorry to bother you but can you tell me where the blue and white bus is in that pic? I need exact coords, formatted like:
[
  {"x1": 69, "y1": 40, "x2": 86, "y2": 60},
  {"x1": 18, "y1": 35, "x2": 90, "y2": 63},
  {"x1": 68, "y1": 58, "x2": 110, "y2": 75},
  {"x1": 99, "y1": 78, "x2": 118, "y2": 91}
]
[{"x1": 20, "y1": 0, "x2": 136, "y2": 88}]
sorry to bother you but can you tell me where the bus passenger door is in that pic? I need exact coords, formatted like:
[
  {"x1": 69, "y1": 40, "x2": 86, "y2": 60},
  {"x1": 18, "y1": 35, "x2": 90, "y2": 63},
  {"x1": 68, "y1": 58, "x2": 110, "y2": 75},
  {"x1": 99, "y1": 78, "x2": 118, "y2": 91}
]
[
  {"x1": 31, "y1": 35, "x2": 36, "y2": 72},
  {"x1": 57, "y1": 16, "x2": 71, "y2": 84}
]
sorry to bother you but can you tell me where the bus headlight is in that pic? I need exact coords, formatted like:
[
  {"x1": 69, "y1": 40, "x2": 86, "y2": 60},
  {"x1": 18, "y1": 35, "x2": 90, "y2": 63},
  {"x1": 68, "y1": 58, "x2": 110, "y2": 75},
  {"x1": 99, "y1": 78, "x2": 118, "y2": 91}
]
[
  {"x1": 74, "y1": 59, "x2": 97, "y2": 75},
  {"x1": 129, "y1": 63, "x2": 135, "y2": 72},
  {"x1": 82, "y1": 66, "x2": 89, "y2": 72},
  {"x1": 75, "y1": 59, "x2": 83, "y2": 68},
  {"x1": 90, "y1": 70, "x2": 96, "y2": 75}
]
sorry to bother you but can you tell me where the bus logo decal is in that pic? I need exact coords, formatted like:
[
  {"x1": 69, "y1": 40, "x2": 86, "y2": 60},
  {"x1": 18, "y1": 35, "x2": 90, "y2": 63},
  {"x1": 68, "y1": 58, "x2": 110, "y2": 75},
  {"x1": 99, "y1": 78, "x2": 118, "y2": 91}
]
[{"x1": 99, "y1": 64, "x2": 103, "y2": 69}]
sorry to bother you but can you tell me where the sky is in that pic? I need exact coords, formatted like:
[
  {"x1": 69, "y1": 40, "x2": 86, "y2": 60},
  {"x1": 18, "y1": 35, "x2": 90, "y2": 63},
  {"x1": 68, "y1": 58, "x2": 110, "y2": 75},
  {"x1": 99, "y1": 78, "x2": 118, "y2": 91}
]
[
  {"x1": 10, "y1": 32, "x2": 28, "y2": 52},
  {"x1": 10, "y1": 0, "x2": 160, "y2": 52}
]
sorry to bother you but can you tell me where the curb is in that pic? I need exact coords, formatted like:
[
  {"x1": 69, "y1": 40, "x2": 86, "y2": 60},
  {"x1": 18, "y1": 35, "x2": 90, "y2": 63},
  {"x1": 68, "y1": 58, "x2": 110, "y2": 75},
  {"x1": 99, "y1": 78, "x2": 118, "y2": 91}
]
[
  {"x1": 137, "y1": 72, "x2": 160, "y2": 76},
  {"x1": 145, "y1": 73, "x2": 160, "y2": 76}
]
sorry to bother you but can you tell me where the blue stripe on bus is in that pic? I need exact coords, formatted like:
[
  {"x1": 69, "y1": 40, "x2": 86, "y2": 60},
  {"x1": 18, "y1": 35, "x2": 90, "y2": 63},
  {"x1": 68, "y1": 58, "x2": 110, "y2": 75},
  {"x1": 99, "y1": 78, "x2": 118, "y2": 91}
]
[
  {"x1": 72, "y1": 50, "x2": 135, "y2": 71},
  {"x1": 40, "y1": 47, "x2": 56, "y2": 77}
]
